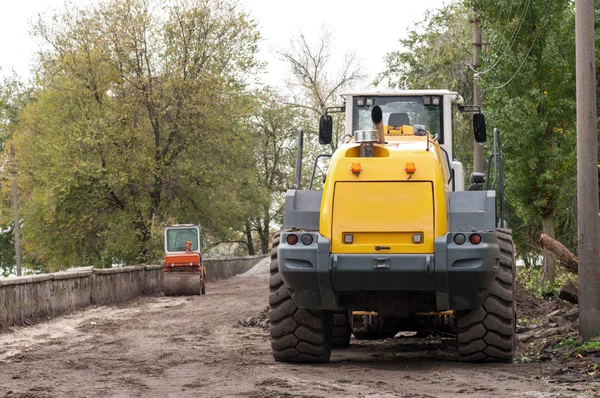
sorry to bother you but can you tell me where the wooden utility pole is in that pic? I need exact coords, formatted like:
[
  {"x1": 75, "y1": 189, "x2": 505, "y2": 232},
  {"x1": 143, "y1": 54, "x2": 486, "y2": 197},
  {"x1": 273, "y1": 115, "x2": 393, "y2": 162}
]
[
  {"x1": 472, "y1": 8, "x2": 485, "y2": 174},
  {"x1": 575, "y1": 0, "x2": 600, "y2": 341},
  {"x1": 10, "y1": 144, "x2": 22, "y2": 277}
]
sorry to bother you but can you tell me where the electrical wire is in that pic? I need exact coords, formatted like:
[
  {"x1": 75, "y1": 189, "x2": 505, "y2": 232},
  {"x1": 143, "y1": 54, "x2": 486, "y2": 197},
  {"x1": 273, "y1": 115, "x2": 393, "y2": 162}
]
[
  {"x1": 490, "y1": 0, "x2": 554, "y2": 89},
  {"x1": 487, "y1": 0, "x2": 511, "y2": 47},
  {"x1": 474, "y1": 0, "x2": 532, "y2": 76}
]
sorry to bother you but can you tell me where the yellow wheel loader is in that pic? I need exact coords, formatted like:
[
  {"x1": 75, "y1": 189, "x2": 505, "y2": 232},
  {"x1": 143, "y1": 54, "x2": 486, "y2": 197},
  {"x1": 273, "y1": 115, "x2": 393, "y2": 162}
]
[
  {"x1": 163, "y1": 224, "x2": 206, "y2": 296},
  {"x1": 269, "y1": 90, "x2": 515, "y2": 363}
]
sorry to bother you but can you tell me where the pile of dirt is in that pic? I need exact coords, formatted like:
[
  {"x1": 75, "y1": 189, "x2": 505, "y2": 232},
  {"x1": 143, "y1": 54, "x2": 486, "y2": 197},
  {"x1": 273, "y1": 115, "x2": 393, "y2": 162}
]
[
  {"x1": 515, "y1": 282, "x2": 545, "y2": 319},
  {"x1": 237, "y1": 257, "x2": 270, "y2": 278},
  {"x1": 516, "y1": 284, "x2": 579, "y2": 363},
  {"x1": 515, "y1": 281, "x2": 570, "y2": 319},
  {"x1": 238, "y1": 305, "x2": 269, "y2": 330}
]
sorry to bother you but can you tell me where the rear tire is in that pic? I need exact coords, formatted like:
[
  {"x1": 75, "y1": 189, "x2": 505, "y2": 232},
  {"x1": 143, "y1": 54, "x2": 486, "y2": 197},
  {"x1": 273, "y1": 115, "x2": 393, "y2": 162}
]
[
  {"x1": 269, "y1": 231, "x2": 333, "y2": 363},
  {"x1": 455, "y1": 228, "x2": 516, "y2": 362},
  {"x1": 332, "y1": 311, "x2": 351, "y2": 348}
]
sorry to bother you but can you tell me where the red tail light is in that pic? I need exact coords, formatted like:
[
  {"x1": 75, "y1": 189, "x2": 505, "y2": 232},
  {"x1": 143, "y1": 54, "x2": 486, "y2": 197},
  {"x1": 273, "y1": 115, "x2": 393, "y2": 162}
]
[
  {"x1": 469, "y1": 234, "x2": 482, "y2": 245},
  {"x1": 287, "y1": 234, "x2": 298, "y2": 245}
]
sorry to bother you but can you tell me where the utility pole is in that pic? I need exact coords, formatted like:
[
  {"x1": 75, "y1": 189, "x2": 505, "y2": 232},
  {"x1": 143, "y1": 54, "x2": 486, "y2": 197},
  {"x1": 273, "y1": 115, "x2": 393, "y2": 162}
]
[
  {"x1": 576, "y1": 0, "x2": 600, "y2": 341},
  {"x1": 472, "y1": 8, "x2": 485, "y2": 174},
  {"x1": 10, "y1": 144, "x2": 22, "y2": 277}
]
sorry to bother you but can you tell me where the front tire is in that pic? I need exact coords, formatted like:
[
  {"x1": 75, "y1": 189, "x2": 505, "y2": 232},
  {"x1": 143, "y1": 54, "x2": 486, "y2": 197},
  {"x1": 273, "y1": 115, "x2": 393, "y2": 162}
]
[
  {"x1": 332, "y1": 310, "x2": 351, "y2": 348},
  {"x1": 269, "y1": 231, "x2": 333, "y2": 363},
  {"x1": 455, "y1": 228, "x2": 516, "y2": 362}
]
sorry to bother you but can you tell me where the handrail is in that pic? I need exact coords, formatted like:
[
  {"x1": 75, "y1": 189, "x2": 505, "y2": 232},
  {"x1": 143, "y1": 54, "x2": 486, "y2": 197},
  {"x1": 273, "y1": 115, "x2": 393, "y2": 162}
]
[{"x1": 308, "y1": 154, "x2": 332, "y2": 190}]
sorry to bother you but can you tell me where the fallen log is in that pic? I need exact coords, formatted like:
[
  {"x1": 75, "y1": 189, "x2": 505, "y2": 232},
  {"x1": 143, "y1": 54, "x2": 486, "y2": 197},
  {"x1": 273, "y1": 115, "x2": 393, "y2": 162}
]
[
  {"x1": 517, "y1": 325, "x2": 572, "y2": 343},
  {"x1": 559, "y1": 280, "x2": 579, "y2": 304},
  {"x1": 539, "y1": 234, "x2": 578, "y2": 274}
]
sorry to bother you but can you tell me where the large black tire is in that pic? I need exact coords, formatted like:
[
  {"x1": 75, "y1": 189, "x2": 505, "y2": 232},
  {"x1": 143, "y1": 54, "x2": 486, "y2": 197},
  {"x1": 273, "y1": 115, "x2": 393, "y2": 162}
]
[
  {"x1": 332, "y1": 311, "x2": 351, "y2": 348},
  {"x1": 456, "y1": 228, "x2": 516, "y2": 362},
  {"x1": 269, "y1": 231, "x2": 333, "y2": 363}
]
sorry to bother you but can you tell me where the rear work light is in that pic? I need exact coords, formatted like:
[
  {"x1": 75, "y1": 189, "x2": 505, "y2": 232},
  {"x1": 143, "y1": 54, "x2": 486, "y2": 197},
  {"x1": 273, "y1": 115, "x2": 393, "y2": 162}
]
[
  {"x1": 454, "y1": 234, "x2": 466, "y2": 245},
  {"x1": 301, "y1": 234, "x2": 313, "y2": 245},
  {"x1": 469, "y1": 234, "x2": 482, "y2": 245},
  {"x1": 287, "y1": 234, "x2": 298, "y2": 245}
]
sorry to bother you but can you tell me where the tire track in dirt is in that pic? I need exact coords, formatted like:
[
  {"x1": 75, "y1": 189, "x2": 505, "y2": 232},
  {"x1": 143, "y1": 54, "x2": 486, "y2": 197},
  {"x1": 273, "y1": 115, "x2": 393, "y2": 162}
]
[{"x1": 0, "y1": 270, "x2": 598, "y2": 397}]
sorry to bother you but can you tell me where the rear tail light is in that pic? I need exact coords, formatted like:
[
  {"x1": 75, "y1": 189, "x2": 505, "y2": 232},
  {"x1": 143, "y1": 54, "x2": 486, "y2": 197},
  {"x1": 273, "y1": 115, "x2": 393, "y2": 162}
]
[
  {"x1": 469, "y1": 234, "x2": 482, "y2": 245},
  {"x1": 286, "y1": 234, "x2": 298, "y2": 245}
]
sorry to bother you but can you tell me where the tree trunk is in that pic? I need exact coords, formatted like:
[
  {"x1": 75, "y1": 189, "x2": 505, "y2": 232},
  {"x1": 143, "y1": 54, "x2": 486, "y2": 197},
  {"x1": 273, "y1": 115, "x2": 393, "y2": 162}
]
[
  {"x1": 538, "y1": 234, "x2": 581, "y2": 304},
  {"x1": 541, "y1": 215, "x2": 557, "y2": 285},
  {"x1": 539, "y1": 233, "x2": 578, "y2": 274},
  {"x1": 559, "y1": 281, "x2": 579, "y2": 304},
  {"x1": 244, "y1": 221, "x2": 255, "y2": 255},
  {"x1": 258, "y1": 214, "x2": 270, "y2": 255}
]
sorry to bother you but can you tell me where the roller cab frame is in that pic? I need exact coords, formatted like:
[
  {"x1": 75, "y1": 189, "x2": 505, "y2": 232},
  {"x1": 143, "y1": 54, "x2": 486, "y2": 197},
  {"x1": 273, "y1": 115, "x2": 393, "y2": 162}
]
[{"x1": 163, "y1": 224, "x2": 206, "y2": 296}]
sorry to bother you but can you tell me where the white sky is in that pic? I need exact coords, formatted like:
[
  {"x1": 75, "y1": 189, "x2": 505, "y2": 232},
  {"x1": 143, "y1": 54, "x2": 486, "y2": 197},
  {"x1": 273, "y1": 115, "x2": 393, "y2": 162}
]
[{"x1": 0, "y1": 0, "x2": 448, "y2": 87}]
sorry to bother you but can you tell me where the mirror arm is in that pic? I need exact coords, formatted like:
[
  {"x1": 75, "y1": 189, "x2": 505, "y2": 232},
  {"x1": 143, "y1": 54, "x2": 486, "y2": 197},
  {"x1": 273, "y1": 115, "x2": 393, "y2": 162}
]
[
  {"x1": 458, "y1": 105, "x2": 482, "y2": 113},
  {"x1": 325, "y1": 106, "x2": 345, "y2": 116}
]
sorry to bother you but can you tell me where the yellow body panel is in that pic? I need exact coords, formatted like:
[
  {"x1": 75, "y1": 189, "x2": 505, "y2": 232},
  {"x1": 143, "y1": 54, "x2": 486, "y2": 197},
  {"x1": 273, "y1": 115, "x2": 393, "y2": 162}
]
[
  {"x1": 320, "y1": 134, "x2": 448, "y2": 254},
  {"x1": 331, "y1": 182, "x2": 434, "y2": 253}
]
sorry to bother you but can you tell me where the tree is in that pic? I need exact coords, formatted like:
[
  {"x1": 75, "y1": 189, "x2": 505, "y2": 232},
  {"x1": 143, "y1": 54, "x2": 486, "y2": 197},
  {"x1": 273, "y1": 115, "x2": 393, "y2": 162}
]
[
  {"x1": 376, "y1": 3, "x2": 476, "y2": 181},
  {"x1": 277, "y1": 28, "x2": 365, "y2": 153},
  {"x1": 242, "y1": 88, "x2": 300, "y2": 254},
  {"x1": 472, "y1": 0, "x2": 577, "y2": 286},
  {"x1": 10, "y1": 0, "x2": 262, "y2": 270},
  {"x1": 379, "y1": 0, "x2": 579, "y2": 291},
  {"x1": 0, "y1": 74, "x2": 32, "y2": 276}
]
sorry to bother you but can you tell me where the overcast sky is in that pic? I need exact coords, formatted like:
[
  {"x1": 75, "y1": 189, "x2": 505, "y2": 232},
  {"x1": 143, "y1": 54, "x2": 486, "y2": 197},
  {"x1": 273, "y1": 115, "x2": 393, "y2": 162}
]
[{"x1": 0, "y1": 0, "x2": 448, "y2": 87}]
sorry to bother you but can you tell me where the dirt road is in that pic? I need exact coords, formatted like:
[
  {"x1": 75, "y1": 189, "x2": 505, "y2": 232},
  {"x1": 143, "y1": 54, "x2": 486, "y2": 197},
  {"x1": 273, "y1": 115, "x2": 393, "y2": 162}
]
[{"x1": 1, "y1": 259, "x2": 598, "y2": 398}]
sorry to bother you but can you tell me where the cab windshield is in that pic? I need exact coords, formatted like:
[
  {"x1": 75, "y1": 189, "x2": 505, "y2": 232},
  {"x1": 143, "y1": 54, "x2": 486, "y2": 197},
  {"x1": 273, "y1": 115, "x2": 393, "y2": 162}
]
[
  {"x1": 166, "y1": 228, "x2": 199, "y2": 252},
  {"x1": 352, "y1": 96, "x2": 443, "y2": 143}
]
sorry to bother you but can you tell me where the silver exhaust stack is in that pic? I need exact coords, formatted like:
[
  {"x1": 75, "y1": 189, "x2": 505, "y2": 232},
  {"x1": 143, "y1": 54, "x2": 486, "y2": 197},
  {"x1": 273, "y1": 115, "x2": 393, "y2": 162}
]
[{"x1": 354, "y1": 130, "x2": 380, "y2": 157}]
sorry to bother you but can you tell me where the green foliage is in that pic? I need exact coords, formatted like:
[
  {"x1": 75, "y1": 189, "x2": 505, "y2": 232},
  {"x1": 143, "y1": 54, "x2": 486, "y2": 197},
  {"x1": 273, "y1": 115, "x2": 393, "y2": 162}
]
[
  {"x1": 237, "y1": 88, "x2": 299, "y2": 254},
  {"x1": 471, "y1": 0, "x2": 578, "y2": 258},
  {"x1": 376, "y1": 2, "x2": 476, "y2": 184},
  {"x1": 517, "y1": 265, "x2": 576, "y2": 298},
  {"x1": 9, "y1": 0, "x2": 262, "y2": 271},
  {"x1": 378, "y1": 0, "x2": 581, "y2": 281},
  {"x1": 0, "y1": 75, "x2": 32, "y2": 276},
  {"x1": 551, "y1": 337, "x2": 600, "y2": 358},
  {"x1": 0, "y1": 223, "x2": 15, "y2": 277}
]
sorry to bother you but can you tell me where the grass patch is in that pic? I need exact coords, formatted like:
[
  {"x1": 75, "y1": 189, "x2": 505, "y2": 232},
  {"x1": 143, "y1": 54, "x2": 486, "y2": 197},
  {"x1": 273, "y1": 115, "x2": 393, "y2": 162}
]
[
  {"x1": 518, "y1": 317, "x2": 543, "y2": 327},
  {"x1": 551, "y1": 336, "x2": 600, "y2": 357}
]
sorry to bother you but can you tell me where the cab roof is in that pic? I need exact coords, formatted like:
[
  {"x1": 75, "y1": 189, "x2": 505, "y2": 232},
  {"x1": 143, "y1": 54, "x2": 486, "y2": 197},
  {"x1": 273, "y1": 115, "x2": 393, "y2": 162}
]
[{"x1": 340, "y1": 89, "x2": 458, "y2": 97}]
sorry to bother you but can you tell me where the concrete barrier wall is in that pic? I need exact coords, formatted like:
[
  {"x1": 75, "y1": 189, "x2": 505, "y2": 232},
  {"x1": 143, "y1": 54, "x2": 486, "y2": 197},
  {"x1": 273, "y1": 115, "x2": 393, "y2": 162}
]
[
  {"x1": 0, "y1": 256, "x2": 264, "y2": 330},
  {"x1": 0, "y1": 265, "x2": 161, "y2": 330},
  {"x1": 143, "y1": 265, "x2": 164, "y2": 294},
  {"x1": 204, "y1": 255, "x2": 265, "y2": 282}
]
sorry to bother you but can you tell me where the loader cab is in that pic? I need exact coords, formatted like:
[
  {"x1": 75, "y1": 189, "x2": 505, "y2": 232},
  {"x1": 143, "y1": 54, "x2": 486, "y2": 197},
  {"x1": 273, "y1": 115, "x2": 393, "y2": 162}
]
[
  {"x1": 164, "y1": 225, "x2": 201, "y2": 254},
  {"x1": 340, "y1": 90, "x2": 466, "y2": 191}
]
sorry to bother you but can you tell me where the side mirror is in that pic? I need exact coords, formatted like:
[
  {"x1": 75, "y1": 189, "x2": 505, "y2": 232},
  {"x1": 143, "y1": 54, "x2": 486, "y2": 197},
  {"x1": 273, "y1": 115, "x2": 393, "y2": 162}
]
[
  {"x1": 473, "y1": 113, "x2": 487, "y2": 143},
  {"x1": 319, "y1": 115, "x2": 333, "y2": 145}
]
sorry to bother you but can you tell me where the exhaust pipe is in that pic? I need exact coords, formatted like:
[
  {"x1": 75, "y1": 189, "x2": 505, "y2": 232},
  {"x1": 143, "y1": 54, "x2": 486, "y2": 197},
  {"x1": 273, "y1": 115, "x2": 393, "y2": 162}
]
[
  {"x1": 353, "y1": 105, "x2": 384, "y2": 158},
  {"x1": 354, "y1": 130, "x2": 379, "y2": 157}
]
